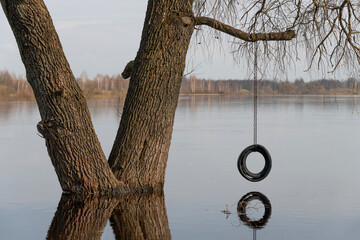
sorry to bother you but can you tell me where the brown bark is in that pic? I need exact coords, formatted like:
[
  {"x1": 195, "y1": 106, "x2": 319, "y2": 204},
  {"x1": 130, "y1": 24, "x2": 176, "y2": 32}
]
[
  {"x1": 110, "y1": 194, "x2": 171, "y2": 240},
  {"x1": 1, "y1": 0, "x2": 123, "y2": 194},
  {"x1": 195, "y1": 16, "x2": 296, "y2": 42},
  {"x1": 108, "y1": 0, "x2": 195, "y2": 192},
  {"x1": 47, "y1": 195, "x2": 119, "y2": 240}
]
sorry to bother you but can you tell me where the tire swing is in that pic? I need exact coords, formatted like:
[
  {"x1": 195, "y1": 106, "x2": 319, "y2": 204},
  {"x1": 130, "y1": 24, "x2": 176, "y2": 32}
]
[{"x1": 237, "y1": 42, "x2": 272, "y2": 182}]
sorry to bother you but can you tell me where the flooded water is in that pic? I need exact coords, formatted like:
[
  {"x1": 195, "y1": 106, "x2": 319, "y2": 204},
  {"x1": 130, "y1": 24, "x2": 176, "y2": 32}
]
[{"x1": 0, "y1": 95, "x2": 360, "y2": 239}]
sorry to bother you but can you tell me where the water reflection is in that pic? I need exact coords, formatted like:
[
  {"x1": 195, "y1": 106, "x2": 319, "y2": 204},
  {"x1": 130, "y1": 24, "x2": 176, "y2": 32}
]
[
  {"x1": 46, "y1": 195, "x2": 118, "y2": 240},
  {"x1": 0, "y1": 96, "x2": 358, "y2": 123},
  {"x1": 238, "y1": 192, "x2": 272, "y2": 228},
  {"x1": 46, "y1": 194, "x2": 170, "y2": 240},
  {"x1": 46, "y1": 192, "x2": 272, "y2": 240},
  {"x1": 2, "y1": 96, "x2": 360, "y2": 239},
  {"x1": 0, "y1": 101, "x2": 38, "y2": 122},
  {"x1": 110, "y1": 194, "x2": 171, "y2": 240},
  {"x1": 237, "y1": 192, "x2": 272, "y2": 240},
  {"x1": 87, "y1": 99, "x2": 124, "y2": 120}
]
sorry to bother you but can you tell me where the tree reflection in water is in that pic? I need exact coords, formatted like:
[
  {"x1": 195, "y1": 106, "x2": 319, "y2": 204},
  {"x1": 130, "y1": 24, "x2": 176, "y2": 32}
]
[
  {"x1": 46, "y1": 194, "x2": 170, "y2": 240},
  {"x1": 46, "y1": 191, "x2": 271, "y2": 239},
  {"x1": 110, "y1": 194, "x2": 171, "y2": 239}
]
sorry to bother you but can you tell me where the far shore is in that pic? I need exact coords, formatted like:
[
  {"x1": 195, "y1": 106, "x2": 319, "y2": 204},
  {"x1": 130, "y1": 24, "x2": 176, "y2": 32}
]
[{"x1": 1, "y1": 91, "x2": 359, "y2": 103}]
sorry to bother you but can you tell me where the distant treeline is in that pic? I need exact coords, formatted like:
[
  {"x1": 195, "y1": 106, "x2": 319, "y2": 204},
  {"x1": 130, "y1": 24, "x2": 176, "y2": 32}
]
[
  {"x1": 1, "y1": 69, "x2": 359, "y2": 101},
  {"x1": 0, "y1": 70, "x2": 129, "y2": 101},
  {"x1": 0, "y1": 70, "x2": 33, "y2": 101},
  {"x1": 180, "y1": 76, "x2": 359, "y2": 95},
  {"x1": 76, "y1": 71, "x2": 129, "y2": 99}
]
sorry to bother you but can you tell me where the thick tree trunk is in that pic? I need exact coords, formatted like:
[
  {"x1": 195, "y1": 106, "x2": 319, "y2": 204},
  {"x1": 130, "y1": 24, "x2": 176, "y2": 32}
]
[
  {"x1": 110, "y1": 194, "x2": 171, "y2": 240},
  {"x1": 2, "y1": 0, "x2": 196, "y2": 194},
  {"x1": 1, "y1": 0, "x2": 122, "y2": 194},
  {"x1": 47, "y1": 195, "x2": 119, "y2": 240},
  {"x1": 108, "y1": 0, "x2": 195, "y2": 192}
]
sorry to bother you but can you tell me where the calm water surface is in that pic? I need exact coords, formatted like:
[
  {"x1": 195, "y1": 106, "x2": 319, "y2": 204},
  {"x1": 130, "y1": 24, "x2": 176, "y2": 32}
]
[{"x1": 0, "y1": 95, "x2": 359, "y2": 239}]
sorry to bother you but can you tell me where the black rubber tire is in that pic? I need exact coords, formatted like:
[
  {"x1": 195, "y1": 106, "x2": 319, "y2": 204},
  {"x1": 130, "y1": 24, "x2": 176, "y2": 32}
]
[
  {"x1": 237, "y1": 144, "x2": 272, "y2": 182},
  {"x1": 237, "y1": 192, "x2": 272, "y2": 228}
]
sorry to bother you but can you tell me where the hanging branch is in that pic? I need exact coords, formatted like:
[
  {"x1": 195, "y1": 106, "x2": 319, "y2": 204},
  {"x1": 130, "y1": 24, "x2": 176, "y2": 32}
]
[{"x1": 194, "y1": 16, "x2": 296, "y2": 42}]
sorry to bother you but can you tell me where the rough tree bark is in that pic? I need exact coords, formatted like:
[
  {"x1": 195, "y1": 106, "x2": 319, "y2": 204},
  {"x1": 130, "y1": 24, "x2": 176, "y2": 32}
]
[
  {"x1": 0, "y1": 0, "x2": 123, "y2": 194},
  {"x1": 108, "y1": 0, "x2": 195, "y2": 192}
]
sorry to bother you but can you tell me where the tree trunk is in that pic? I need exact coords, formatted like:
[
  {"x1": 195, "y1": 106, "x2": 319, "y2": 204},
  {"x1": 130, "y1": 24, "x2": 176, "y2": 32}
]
[
  {"x1": 1, "y1": 0, "x2": 196, "y2": 194},
  {"x1": 110, "y1": 194, "x2": 171, "y2": 240},
  {"x1": 1, "y1": 0, "x2": 122, "y2": 194},
  {"x1": 108, "y1": 0, "x2": 195, "y2": 192}
]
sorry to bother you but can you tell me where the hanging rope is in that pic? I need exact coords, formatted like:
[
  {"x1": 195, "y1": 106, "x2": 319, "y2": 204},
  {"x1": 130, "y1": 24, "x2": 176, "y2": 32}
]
[
  {"x1": 237, "y1": 41, "x2": 272, "y2": 182},
  {"x1": 253, "y1": 41, "x2": 258, "y2": 145}
]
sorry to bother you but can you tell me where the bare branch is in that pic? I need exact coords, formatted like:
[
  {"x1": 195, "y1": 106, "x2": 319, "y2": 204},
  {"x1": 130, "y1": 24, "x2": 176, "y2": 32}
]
[
  {"x1": 193, "y1": 0, "x2": 360, "y2": 75},
  {"x1": 195, "y1": 16, "x2": 296, "y2": 42}
]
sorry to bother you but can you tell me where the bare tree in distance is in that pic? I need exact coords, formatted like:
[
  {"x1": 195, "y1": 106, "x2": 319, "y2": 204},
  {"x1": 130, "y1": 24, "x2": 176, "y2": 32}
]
[{"x1": 1, "y1": 0, "x2": 359, "y2": 195}]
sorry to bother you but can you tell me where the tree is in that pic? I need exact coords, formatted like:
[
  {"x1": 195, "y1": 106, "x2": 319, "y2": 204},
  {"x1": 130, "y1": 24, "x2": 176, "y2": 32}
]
[
  {"x1": 79, "y1": 71, "x2": 88, "y2": 91},
  {"x1": 279, "y1": 81, "x2": 298, "y2": 94},
  {"x1": 1, "y1": 0, "x2": 359, "y2": 195}
]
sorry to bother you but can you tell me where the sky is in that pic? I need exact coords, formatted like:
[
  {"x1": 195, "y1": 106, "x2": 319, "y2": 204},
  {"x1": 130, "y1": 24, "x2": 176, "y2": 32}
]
[{"x1": 0, "y1": 0, "x2": 354, "y2": 81}]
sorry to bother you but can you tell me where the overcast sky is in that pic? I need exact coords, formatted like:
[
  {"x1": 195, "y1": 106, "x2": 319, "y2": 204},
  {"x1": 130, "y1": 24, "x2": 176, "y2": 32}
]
[{"x1": 0, "y1": 0, "x2": 352, "y2": 81}]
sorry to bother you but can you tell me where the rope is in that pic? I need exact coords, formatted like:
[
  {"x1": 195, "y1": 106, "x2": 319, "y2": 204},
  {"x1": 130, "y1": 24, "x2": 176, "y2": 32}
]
[{"x1": 253, "y1": 41, "x2": 258, "y2": 145}]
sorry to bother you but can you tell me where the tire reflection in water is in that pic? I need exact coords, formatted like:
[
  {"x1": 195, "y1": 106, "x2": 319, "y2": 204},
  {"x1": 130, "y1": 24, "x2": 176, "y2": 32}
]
[{"x1": 237, "y1": 192, "x2": 272, "y2": 240}]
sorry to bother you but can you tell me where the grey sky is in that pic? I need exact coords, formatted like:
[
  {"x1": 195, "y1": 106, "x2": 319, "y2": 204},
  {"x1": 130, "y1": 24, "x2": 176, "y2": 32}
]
[{"x1": 0, "y1": 1, "x2": 351, "y2": 81}]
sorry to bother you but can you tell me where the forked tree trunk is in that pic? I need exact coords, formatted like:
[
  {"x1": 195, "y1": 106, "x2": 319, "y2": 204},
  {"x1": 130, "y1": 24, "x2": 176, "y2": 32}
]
[
  {"x1": 108, "y1": 0, "x2": 195, "y2": 192},
  {"x1": 1, "y1": 0, "x2": 121, "y2": 194},
  {"x1": 1, "y1": 0, "x2": 195, "y2": 194}
]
